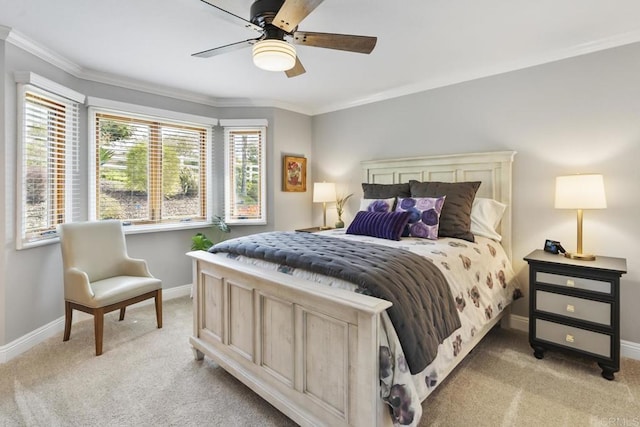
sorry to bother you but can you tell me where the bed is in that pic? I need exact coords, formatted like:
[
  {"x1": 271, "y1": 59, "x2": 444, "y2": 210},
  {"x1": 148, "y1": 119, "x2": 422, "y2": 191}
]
[{"x1": 187, "y1": 150, "x2": 519, "y2": 426}]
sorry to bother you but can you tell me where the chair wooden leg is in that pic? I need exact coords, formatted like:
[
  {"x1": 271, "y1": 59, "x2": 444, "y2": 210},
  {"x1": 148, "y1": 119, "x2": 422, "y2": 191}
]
[
  {"x1": 119, "y1": 307, "x2": 126, "y2": 321},
  {"x1": 94, "y1": 308, "x2": 104, "y2": 356},
  {"x1": 155, "y1": 289, "x2": 163, "y2": 328},
  {"x1": 63, "y1": 301, "x2": 72, "y2": 342}
]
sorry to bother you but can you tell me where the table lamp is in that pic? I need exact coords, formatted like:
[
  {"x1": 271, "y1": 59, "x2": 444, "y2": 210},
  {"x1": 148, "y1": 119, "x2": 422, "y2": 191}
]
[
  {"x1": 313, "y1": 182, "x2": 336, "y2": 229},
  {"x1": 554, "y1": 174, "x2": 606, "y2": 260}
]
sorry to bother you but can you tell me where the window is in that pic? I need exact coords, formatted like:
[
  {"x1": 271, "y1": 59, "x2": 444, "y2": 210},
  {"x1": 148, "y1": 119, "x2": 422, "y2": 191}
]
[
  {"x1": 89, "y1": 100, "x2": 215, "y2": 229},
  {"x1": 16, "y1": 73, "x2": 83, "y2": 249},
  {"x1": 222, "y1": 120, "x2": 267, "y2": 225}
]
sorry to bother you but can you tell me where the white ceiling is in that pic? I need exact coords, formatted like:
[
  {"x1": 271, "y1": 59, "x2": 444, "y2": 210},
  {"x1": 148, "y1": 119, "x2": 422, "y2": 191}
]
[{"x1": 2, "y1": 0, "x2": 640, "y2": 115}]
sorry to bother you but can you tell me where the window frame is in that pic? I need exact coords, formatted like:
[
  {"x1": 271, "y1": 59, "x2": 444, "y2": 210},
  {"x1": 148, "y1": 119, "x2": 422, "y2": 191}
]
[
  {"x1": 87, "y1": 97, "x2": 217, "y2": 233},
  {"x1": 221, "y1": 119, "x2": 268, "y2": 225},
  {"x1": 15, "y1": 72, "x2": 84, "y2": 249}
]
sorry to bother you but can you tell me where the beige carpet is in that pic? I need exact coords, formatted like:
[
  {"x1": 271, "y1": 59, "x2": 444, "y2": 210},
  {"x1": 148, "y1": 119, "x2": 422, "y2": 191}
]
[
  {"x1": 425, "y1": 326, "x2": 640, "y2": 426},
  {"x1": 1, "y1": 297, "x2": 638, "y2": 426}
]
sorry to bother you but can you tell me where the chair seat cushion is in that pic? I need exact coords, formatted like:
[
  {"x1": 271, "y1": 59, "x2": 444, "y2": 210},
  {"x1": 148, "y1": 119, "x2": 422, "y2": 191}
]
[{"x1": 82, "y1": 276, "x2": 162, "y2": 308}]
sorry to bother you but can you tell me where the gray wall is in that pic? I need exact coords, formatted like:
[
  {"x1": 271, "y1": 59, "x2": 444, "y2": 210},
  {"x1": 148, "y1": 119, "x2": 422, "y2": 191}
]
[
  {"x1": 3, "y1": 36, "x2": 639, "y2": 348},
  {"x1": 311, "y1": 42, "x2": 640, "y2": 344},
  {"x1": 0, "y1": 43, "x2": 312, "y2": 345}
]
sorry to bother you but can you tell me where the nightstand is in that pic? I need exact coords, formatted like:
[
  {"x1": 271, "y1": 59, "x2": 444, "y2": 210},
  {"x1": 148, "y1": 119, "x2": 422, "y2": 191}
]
[{"x1": 524, "y1": 249, "x2": 627, "y2": 380}]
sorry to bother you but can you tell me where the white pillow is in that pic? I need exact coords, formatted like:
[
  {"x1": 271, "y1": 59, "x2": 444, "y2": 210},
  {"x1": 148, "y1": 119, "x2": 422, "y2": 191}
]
[
  {"x1": 359, "y1": 197, "x2": 396, "y2": 212},
  {"x1": 470, "y1": 198, "x2": 506, "y2": 241}
]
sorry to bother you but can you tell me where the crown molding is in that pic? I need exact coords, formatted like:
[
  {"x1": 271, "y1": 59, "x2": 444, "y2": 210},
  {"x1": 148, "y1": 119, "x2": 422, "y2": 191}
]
[
  {"x1": 4, "y1": 24, "x2": 640, "y2": 117},
  {"x1": 212, "y1": 96, "x2": 313, "y2": 115},
  {"x1": 0, "y1": 25, "x2": 11, "y2": 40},
  {"x1": 4, "y1": 27, "x2": 84, "y2": 76},
  {"x1": 81, "y1": 68, "x2": 313, "y2": 115},
  {"x1": 312, "y1": 28, "x2": 640, "y2": 115},
  {"x1": 2, "y1": 25, "x2": 312, "y2": 115},
  {"x1": 80, "y1": 67, "x2": 222, "y2": 108}
]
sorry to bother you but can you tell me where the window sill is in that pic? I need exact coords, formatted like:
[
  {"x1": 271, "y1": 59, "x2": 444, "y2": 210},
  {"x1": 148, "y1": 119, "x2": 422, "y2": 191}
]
[
  {"x1": 17, "y1": 221, "x2": 213, "y2": 250},
  {"x1": 122, "y1": 221, "x2": 212, "y2": 235}
]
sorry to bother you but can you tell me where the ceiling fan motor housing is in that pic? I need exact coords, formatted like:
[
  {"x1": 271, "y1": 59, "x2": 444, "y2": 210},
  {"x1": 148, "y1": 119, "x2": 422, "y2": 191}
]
[{"x1": 251, "y1": 0, "x2": 290, "y2": 30}]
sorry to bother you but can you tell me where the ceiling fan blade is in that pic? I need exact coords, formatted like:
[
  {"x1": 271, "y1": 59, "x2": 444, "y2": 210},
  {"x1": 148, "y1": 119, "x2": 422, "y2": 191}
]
[
  {"x1": 199, "y1": 0, "x2": 263, "y2": 35},
  {"x1": 285, "y1": 57, "x2": 306, "y2": 78},
  {"x1": 292, "y1": 31, "x2": 377, "y2": 54},
  {"x1": 192, "y1": 38, "x2": 258, "y2": 58},
  {"x1": 273, "y1": 0, "x2": 324, "y2": 33}
]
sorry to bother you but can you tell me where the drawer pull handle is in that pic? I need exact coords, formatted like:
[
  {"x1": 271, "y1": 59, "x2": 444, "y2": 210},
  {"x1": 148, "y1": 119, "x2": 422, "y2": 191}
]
[
  {"x1": 566, "y1": 304, "x2": 575, "y2": 313},
  {"x1": 566, "y1": 279, "x2": 575, "y2": 287},
  {"x1": 566, "y1": 334, "x2": 575, "y2": 343}
]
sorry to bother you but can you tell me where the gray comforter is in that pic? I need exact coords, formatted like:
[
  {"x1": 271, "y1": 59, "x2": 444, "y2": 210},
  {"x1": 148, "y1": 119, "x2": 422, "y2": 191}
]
[{"x1": 210, "y1": 231, "x2": 461, "y2": 374}]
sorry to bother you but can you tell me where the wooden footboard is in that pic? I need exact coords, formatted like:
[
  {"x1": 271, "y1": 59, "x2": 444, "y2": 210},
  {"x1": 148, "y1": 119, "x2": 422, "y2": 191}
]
[{"x1": 187, "y1": 250, "x2": 393, "y2": 427}]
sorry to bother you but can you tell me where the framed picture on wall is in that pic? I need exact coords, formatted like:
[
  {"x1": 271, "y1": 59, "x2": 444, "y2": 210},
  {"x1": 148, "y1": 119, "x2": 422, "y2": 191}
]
[{"x1": 283, "y1": 155, "x2": 306, "y2": 192}]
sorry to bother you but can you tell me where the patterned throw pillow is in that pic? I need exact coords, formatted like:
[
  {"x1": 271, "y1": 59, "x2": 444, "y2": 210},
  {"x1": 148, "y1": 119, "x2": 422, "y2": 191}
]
[
  {"x1": 359, "y1": 197, "x2": 396, "y2": 213},
  {"x1": 346, "y1": 210, "x2": 411, "y2": 241},
  {"x1": 395, "y1": 196, "x2": 446, "y2": 240}
]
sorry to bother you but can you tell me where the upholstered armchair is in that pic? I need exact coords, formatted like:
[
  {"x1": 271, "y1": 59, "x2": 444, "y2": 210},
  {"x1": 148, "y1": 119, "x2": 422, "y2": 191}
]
[{"x1": 59, "y1": 220, "x2": 162, "y2": 355}]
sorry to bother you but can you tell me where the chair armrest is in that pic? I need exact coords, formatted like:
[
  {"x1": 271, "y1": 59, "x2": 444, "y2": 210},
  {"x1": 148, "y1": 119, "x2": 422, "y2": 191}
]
[
  {"x1": 121, "y1": 257, "x2": 154, "y2": 278},
  {"x1": 64, "y1": 268, "x2": 95, "y2": 303}
]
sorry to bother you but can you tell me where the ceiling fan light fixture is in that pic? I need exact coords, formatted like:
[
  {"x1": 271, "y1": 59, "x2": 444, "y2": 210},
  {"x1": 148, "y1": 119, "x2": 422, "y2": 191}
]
[{"x1": 252, "y1": 39, "x2": 296, "y2": 72}]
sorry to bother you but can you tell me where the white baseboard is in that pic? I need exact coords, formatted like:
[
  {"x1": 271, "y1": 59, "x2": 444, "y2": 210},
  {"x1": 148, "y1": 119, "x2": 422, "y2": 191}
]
[
  {"x1": 507, "y1": 313, "x2": 529, "y2": 333},
  {"x1": 4, "y1": 297, "x2": 638, "y2": 364},
  {"x1": 0, "y1": 284, "x2": 192, "y2": 364},
  {"x1": 621, "y1": 339, "x2": 640, "y2": 360},
  {"x1": 505, "y1": 313, "x2": 640, "y2": 361}
]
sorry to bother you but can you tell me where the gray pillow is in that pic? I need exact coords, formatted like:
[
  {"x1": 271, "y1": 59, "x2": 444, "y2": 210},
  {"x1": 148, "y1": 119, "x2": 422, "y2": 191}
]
[
  {"x1": 409, "y1": 180, "x2": 481, "y2": 242},
  {"x1": 361, "y1": 182, "x2": 411, "y2": 199}
]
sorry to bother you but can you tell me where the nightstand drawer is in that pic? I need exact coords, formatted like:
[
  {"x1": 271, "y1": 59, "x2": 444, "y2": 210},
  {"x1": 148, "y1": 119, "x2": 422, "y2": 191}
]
[
  {"x1": 536, "y1": 291, "x2": 611, "y2": 325},
  {"x1": 535, "y1": 319, "x2": 610, "y2": 358},
  {"x1": 536, "y1": 271, "x2": 610, "y2": 294}
]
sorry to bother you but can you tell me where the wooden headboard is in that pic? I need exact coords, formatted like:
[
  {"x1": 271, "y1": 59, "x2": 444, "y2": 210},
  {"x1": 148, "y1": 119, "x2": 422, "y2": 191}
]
[{"x1": 361, "y1": 151, "x2": 517, "y2": 260}]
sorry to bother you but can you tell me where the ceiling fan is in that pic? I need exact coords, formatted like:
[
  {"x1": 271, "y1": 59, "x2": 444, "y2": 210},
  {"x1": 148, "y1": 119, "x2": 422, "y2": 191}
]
[{"x1": 192, "y1": 0, "x2": 377, "y2": 77}]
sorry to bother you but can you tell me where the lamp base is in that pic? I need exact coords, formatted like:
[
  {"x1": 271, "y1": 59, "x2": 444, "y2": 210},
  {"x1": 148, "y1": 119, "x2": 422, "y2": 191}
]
[{"x1": 564, "y1": 252, "x2": 596, "y2": 261}]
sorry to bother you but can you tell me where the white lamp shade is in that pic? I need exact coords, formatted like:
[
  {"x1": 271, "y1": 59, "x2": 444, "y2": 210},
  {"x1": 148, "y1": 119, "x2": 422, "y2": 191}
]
[
  {"x1": 555, "y1": 174, "x2": 607, "y2": 209},
  {"x1": 252, "y1": 39, "x2": 296, "y2": 72},
  {"x1": 313, "y1": 182, "x2": 336, "y2": 203}
]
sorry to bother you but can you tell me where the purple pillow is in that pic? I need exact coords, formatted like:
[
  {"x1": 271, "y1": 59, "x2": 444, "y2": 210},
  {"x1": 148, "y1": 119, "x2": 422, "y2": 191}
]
[
  {"x1": 346, "y1": 210, "x2": 411, "y2": 241},
  {"x1": 395, "y1": 196, "x2": 446, "y2": 240},
  {"x1": 359, "y1": 197, "x2": 395, "y2": 212}
]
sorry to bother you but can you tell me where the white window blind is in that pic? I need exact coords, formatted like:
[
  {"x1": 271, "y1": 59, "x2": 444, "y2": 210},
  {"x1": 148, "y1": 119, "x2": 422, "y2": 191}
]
[
  {"x1": 92, "y1": 111, "x2": 210, "y2": 226},
  {"x1": 224, "y1": 126, "x2": 267, "y2": 224},
  {"x1": 17, "y1": 84, "x2": 81, "y2": 249}
]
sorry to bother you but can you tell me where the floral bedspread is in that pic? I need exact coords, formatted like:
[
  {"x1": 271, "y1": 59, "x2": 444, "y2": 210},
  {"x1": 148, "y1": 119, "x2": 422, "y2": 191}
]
[{"x1": 213, "y1": 229, "x2": 522, "y2": 426}]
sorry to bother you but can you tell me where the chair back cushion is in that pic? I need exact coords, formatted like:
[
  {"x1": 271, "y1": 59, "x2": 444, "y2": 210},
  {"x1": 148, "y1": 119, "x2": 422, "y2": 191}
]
[{"x1": 59, "y1": 220, "x2": 129, "y2": 282}]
